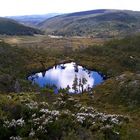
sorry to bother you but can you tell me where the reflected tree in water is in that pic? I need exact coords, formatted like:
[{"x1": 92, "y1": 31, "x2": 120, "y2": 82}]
[
  {"x1": 72, "y1": 76, "x2": 88, "y2": 93},
  {"x1": 72, "y1": 74, "x2": 78, "y2": 93},
  {"x1": 81, "y1": 77, "x2": 87, "y2": 93}
]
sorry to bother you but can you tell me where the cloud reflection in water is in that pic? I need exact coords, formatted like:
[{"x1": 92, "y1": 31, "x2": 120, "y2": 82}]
[{"x1": 29, "y1": 62, "x2": 104, "y2": 93}]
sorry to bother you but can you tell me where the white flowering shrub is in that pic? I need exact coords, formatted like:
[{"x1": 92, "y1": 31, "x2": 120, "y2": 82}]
[{"x1": 0, "y1": 92, "x2": 129, "y2": 140}]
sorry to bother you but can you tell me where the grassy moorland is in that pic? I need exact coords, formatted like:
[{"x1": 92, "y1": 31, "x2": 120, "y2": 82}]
[
  {"x1": 0, "y1": 34, "x2": 140, "y2": 139},
  {"x1": 0, "y1": 35, "x2": 103, "y2": 48}
]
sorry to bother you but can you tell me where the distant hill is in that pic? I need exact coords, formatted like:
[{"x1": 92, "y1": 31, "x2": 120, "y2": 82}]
[
  {"x1": 0, "y1": 17, "x2": 43, "y2": 35},
  {"x1": 38, "y1": 9, "x2": 140, "y2": 38},
  {"x1": 7, "y1": 13, "x2": 61, "y2": 27}
]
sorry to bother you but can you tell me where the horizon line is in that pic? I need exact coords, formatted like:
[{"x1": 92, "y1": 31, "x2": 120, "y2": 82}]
[{"x1": 2, "y1": 8, "x2": 140, "y2": 17}]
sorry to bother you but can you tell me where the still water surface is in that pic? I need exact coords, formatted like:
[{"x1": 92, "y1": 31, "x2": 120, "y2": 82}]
[{"x1": 28, "y1": 62, "x2": 106, "y2": 93}]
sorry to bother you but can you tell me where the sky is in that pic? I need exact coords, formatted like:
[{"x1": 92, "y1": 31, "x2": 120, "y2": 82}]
[{"x1": 0, "y1": 0, "x2": 140, "y2": 17}]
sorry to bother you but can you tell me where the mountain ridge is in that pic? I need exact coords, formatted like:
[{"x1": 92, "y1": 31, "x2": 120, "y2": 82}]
[
  {"x1": 0, "y1": 17, "x2": 43, "y2": 35},
  {"x1": 6, "y1": 13, "x2": 61, "y2": 27},
  {"x1": 38, "y1": 9, "x2": 140, "y2": 38}
]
